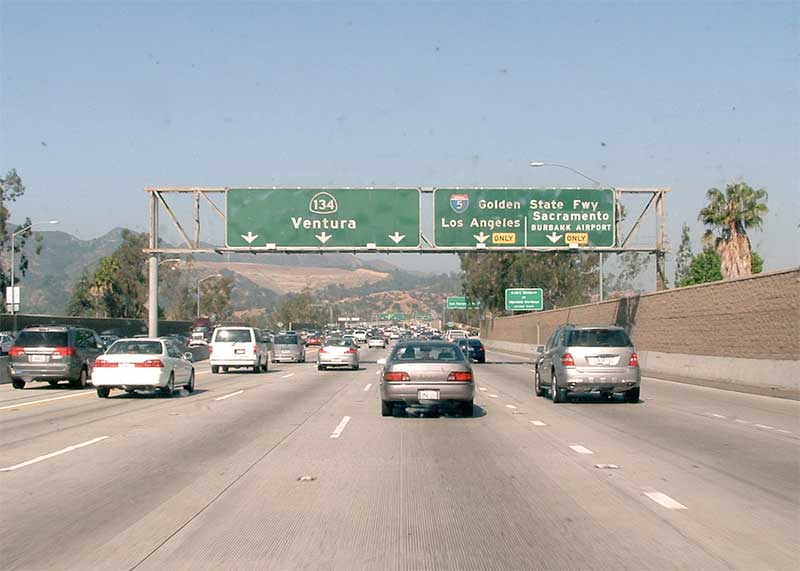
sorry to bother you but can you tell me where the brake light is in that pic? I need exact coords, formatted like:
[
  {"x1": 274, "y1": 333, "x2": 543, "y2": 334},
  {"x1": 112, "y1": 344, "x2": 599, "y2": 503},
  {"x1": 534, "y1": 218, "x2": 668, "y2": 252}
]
[
  {"x1": 383, "y1": 371, "x2": 410, "y2": 382},
  {"x1": 447, "y1": 371, "x2": 473, "y2": 382},
  {"x1": 561, "y1": 353, "x2": 575, "y2": 367},
  {"x1": 54, "y1": 347, "x2": 76, "y2": 357},
  {"x1": 135, "y1": 359, "x2": 164, "y2": 368},
  {"x1": 208, "y1": 345, "x2": 213, "y2": 354},
  {"x1": 319, "y1": 348, "x2": 327, "y2": 354},
  {"x1": 9, "y1": 346, "x2": 25, "y2": 357},
  {"x1": 93, "y1": 360, "x2": 118, "y2": 368},
  {"x1": 628, "y1": 352, "x2": 639, "y2": 367},
  {"x1": 346, "y1": 348, "x2": 357, "y2": 354},
  {"x1": 253, "y1": 345, "x2": 258, "y2": 354}
]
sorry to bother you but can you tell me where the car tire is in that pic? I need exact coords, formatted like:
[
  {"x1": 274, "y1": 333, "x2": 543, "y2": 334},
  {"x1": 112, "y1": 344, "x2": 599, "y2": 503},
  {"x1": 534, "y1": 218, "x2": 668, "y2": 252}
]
[
  {"x1": 381, "y1": 400, "x2": 393, "y2": 417},
  {"x1": 600, "y1": 391, "x2": 613, "y2": 401},
  {"x1": 71, "y1": 367, "x2": 88, "y2": 390},
  {"x1": 351, "y1": 364, "x2": 358, "y2": 370},
  {"x1": 184, "y1": 369, "x2": 195, "y2": 393},
  {"x1": 211, "y1": 365, "x2": 219, "y2": 374},
  {"x1": 160, "y1": 374, "x2": 174, "y2": 398},
  {"x1": 317, "y1": 365, "x2": 325, "y2": 371},
  {"x1": 48, "y1": 380, "x2": 60, "y2": 387},
  {"x1": 11, "y1": 379, "x2": 25, "y2": 390},
  {"x1": 534, "y1": 367, "x2": 546, "y2": 397},
  {"x1": 253, "y1": 359, "x2": 260, "y2": 374},
  {"x1": 551, "y1": 373, "x2": 567, "y2": 403},
  {"x1": 624, "y1": 387, "x2": 640, "y2": 403},
  {"x1": 96, "y1": 387, "x2": 110, "y2": 398},
  {"x1": 461, "y1": 401, "x2": 475, "y2": 417},
  {"x1": 261, "y1": 359, "x2": 268, "y2": 372}
]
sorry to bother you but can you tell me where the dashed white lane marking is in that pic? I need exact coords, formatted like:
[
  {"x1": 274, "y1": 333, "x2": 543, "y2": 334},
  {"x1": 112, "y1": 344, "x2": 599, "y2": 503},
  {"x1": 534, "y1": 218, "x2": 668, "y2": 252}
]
[
  {"x1": 214, "y1": 390, "x2": 244, "y2": 401},
  {"x1": 505, "y1": 404, "x2": 517, "y2": 410},
  {"x1": 643, "y1": 490, "x2": 688, "y2": 510},
  {"x1": 530, "y1": 420, "x2": 547, "y2": 426},
  {"x1": 529, "y1": 369, "x2": 537, "y2": 373},
  {"x1": 0, "y1": 392, "x2": 93, "y2": 411},
  {"x1": 755, "y1": 424, "x2": 775, "y2": 430},
  {"x1": 710, "y1": 413, "x2": 727, "y2": 419},
  {"x1": 735, "y1": 419, "x2": 752, "y2": 424},
  {"x1": 569, "y1": 445, "x2": 594, "y2": 455},
  {"x1": 479, "y1": 388, "x2": 488, "y2": 392},
  {"x1": 776, "y1": 429, "x2": 792, "y2": 434},
  {"x1": 363, "y1": 383, "x2": 372, "y2": 391},
  {"x1": 281, "y1": 373, "x2": 295, "y2": 378},
  {"x1": 330, "y1": 416, "x2": 351, "y2": 439},
  {"x1": 0, "y1": 436, "x2": 109, "y2": 472},
  {"x1": 488, "y1": 394, "x2": 498, "y2": 398}
]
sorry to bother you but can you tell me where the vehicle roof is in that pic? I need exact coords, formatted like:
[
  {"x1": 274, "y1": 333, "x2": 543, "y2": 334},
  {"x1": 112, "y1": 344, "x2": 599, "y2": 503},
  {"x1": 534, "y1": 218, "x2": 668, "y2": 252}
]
[
  {"x1": 563, "y1": 324, "x2": 627, "y2": 330},
  {"x1": 214, "y1": 326, "x2": 252, "y2": 330},
  {"x1": 112, "y1": 338, "x2": 165, "y2": 344},
  {"x1": 395, "y1": 340, "x2": 458, "y2": 347}
]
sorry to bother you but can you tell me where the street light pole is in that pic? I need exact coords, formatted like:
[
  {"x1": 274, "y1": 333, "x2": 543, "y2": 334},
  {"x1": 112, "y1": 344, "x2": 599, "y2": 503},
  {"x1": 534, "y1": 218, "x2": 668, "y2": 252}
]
[
  {"x1": 8, "y1": 220, "x2": 59, "y2": 332},
  {"x1": 530, "y1": 161, "x2": 608, "y2": 302},
  {"x1": 196, "y1": 274, "x2": 222, "y2": 318}
]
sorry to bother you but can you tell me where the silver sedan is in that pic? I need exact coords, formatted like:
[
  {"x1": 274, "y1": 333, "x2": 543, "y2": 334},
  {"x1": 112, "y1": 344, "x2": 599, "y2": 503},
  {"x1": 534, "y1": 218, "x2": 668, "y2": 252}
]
[
  {"x1": 317, "y1": 338, "x2": 360, "y2": 371},
  {"x1": 378, "y1": 341, "x2": 475, "y2": 417}
]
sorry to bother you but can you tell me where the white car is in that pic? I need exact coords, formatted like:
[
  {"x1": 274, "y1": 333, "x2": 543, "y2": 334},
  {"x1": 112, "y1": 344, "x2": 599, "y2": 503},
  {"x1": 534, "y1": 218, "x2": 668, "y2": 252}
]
[
  {"x1": 353, "y1": 330, "x2": 368, "y2": 344},
  {"x1": 210, "y1": 327, "x2": 269, "y2": 373},
  {"x1": 0, "y1": 332, "x2": 14, "y2": 355},
  {"x1": 92, "y1": 338, "x2": 195, "y2": 398},
  {"x1": 367, "y1": 336, "x2": 386, "y2": 348}
]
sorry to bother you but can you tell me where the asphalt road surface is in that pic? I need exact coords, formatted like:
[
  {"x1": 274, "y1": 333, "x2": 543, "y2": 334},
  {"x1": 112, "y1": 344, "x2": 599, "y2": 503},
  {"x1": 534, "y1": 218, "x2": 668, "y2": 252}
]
[{"x1": 1, "y1": 345, "x2": 797, "y2": 570}]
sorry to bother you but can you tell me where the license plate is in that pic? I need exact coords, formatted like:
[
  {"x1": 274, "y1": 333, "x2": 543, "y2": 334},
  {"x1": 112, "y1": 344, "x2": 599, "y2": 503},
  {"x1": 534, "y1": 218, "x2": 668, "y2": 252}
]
[
  {"x1": 30, "y1": 355, "x2": 48, "y2": 363},
  {"x1": 593, "y1": 357, "x2": 611, "y2": 365},
  {"x1": 418, "y1": 389, "x2": 440, "y2": 400},
  {"x1": 120, "y1": 363, "x2": 134, "y2": 368},
  {"x1": 235, "y1": 349, "x2": 245, "y2": 354}
]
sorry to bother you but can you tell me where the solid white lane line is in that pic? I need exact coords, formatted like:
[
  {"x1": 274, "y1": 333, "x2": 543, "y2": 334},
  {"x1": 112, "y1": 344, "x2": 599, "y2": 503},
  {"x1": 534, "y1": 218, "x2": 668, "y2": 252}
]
[
  {"x1": 710, "y1": 413, "x2": 727, "y2": 419},
  {"x1": 488, "y1": 394, "x2": 498, "y2": 398},
  {"x1": 0, "y1": 436, "x2": 109, "y2": 472},
  {"x1": 214, "y1": 390, "x2": 244, "y2": 401},
  {"x1": 569, "y1": 445, "x2": 594, "y2": 455},
  {"x1": 530, "y1": 420, "x2": 547, "y2": 426},
  {"x1": 281, "y1": 373, "x2": 295, "y2": 378},
  {"x1": 363, "y1": 383, "x2": 372, "y2": 391},
  {"x1": 0, "y1": 392, "x2": 93, "y2": 411},
  {"x1": 755, "y1": 424, "x2": 775, "y2": 430},
  {"x1": 505, "y1": 404, "x2": 517, "y2": 409},
  {"x1": 330, "y1": 416, "x2": 351, "y2": 439},
  {"x1": 643, "y1": 490, "x2": 688, "y2": 510}
]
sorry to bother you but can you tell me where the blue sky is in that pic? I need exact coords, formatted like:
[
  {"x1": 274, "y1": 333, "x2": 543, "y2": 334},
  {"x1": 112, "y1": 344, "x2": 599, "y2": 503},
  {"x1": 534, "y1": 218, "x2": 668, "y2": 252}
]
[{"x1": 2, "y1": 1, "x2": 797, "y2": 280}]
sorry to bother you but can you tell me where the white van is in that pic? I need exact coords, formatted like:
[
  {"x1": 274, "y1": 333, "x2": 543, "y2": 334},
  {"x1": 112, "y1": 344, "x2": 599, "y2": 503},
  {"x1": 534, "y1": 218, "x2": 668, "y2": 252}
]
[{"x1": 210, "y1": 327, "x2": 269, "y2": 374}]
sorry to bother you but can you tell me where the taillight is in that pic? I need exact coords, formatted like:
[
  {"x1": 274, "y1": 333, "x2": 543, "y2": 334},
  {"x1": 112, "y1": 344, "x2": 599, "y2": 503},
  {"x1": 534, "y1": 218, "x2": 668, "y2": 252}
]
[
  {"x1": 208, "y1": 346, "x2": 213, "y2": 354},
  {"x1": 383, "y1": 371, "x2": 410, "y2": 382},
  {"x1": 94, "y1": 360, "x2": 118, "y2": 368},
  {"x1": 319, "y1": 348, "x2": 327, "y2": 354},
  {"x1": 346, "y1": 348, "x2": 357, "y2": 354},
  {"x1": 9, "y1": 346, "x2": 25, "y2": 357},
  {"x1": 135, "y1": 359, "x2": 164, "y2": 368},
  {"x1": 628, "y1": 352, "x2": 639, "y2": 367},
  {"x1": 447, "y1": 371, "x2": 473, "y2": 382},
  {"x1": 253, "y1": 345, "x2": 258, "y2": 354},
  {"x1": 54, "y1": 346, "x2": 76, "y2": 357},
  {"x1": 561, "y1": 353, "x2": 575, "y2": 367}
]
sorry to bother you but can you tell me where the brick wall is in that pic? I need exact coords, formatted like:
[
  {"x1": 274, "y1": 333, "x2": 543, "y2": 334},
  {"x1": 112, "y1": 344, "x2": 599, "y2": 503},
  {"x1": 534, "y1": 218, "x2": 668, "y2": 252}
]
[{"x1": 482, "y1": 268, "x2": 800, "y2": 361}]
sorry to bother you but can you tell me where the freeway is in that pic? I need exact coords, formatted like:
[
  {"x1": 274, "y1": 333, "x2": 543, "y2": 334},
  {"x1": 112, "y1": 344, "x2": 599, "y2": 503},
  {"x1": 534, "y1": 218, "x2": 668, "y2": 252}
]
[{"x1": 0, "y1": 346, "x2": 797, "y2": 570}]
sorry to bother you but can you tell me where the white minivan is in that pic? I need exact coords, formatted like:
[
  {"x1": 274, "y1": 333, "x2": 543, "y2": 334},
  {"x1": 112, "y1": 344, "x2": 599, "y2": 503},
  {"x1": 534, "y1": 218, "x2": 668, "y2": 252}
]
[{"x1": 210, "y1": 327, "x2": 269, "y2": 374}]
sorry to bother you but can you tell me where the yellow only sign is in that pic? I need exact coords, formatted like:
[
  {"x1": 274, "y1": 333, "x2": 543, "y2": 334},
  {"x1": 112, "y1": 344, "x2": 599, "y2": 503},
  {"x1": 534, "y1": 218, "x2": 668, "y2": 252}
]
[
  {"x1": 565, "y1": 232, "x2": 589, "y2": 245},
  {"x1": 492, "y1": 232, "x2": 516, "y2": 244}
]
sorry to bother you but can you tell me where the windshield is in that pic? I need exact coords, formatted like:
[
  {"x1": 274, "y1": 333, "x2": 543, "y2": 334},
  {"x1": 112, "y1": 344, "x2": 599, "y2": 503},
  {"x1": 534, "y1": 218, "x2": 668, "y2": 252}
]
[
  {"x1": 566, "y1": 329, "x2": 632, "y2": 347},
  {"x1": 14, "y1": 331, "x2": 68, "y2": 347},
  {"x1": 106, "y1": 340, "x2": 163, "y2": 355}
]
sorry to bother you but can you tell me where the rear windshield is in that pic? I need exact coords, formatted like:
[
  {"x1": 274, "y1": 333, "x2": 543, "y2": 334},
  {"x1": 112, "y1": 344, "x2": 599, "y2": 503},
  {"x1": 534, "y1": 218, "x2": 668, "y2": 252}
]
[
  {"x1": 214, "y1": 329, "x2": 252, "y2": 343},
  {"x1": 107, "y1": 341, "x2": 163, "y2": 355},
  {"x1": 274, "y1": 335, "x2": 299, "y2": 345},
  {"x1": 391, "y1": 345, "x2": 466, "y2": 362},
  {"x1": 15, "y1": 331, "x2": 68, "y2": 347},
  {"x1": 468, "y1": 339, "x2": 483, "y2": 347},
  {"x1": 325, "y1": 338, "x2": 352, "y2": 347},
  {"x1": 566, "y1": 329, "x2": 632, "y2": 347}
]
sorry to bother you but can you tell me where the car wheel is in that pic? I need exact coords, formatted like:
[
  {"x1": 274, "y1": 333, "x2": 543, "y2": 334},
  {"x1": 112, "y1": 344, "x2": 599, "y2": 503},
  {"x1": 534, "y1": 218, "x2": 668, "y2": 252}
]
[
  {"x1": 11, "y1": 379, "x2": 25, "y2": 390},
  {"x1": 96, "y1": 387, "x2": 110, "y2": 398},
  {"x1": 461, "y1": 400, "x2": 474, "y2": 417},
  {"x1": 252, "y1": 359, "x2": 260, "y2": 374},
  {"x1": 381, "y1": 400, "x2": 393, "y2": 417},
  {"x1": 211, "y1": 365, "x2": 219, "y2": 374},
  {"x1": 160, "y1": 374, "x2": 174, "y2": 398},
  {"x1": 184, "y1": 369, "x2": 195, "y2": 393},
  {"x1": 48, "y1": 380, "x2": 59, "y2": 387},
  {"x1": 222, "y1": 367, "x2": 228, "y2": 373},
  {"x1": 71, "y1": 367, "x2": 88, "y2": 389},
  {"x1": 551, "y1": 373, "x2": 566, "y2": 403},
  {"x1": 352, "y1": 364, "x2": 358, "y2": 370},
  {"x1": 317, "y1": 365, "x2": 325, "y2": 371},
  {"x1": 261, "y1": 359, "x2": 268, "y2": 372},
  {"x1": 534, "y1": 367, "x2": 545, "y2": 397},
  {"x1": 624, "y1": 387, "x2": 640, "y2": 403},
  {"x1": 600, "y1": 391, "x2": 613, "y2": 401}
]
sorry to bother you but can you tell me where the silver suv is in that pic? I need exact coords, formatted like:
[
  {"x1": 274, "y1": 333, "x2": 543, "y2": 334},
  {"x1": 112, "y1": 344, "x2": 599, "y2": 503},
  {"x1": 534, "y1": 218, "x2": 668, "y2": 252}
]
[{"x1": 534, "y1": 325, "x2": 641, "y2": 403}]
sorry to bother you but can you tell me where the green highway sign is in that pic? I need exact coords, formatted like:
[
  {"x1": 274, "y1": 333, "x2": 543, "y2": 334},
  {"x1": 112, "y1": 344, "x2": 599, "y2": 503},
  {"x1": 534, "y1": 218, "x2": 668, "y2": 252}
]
[
  {"x1": 434, "y1": 189, "x2": 615, "y2": 249},
  {"x1": 505, "y1": 288, "x2": 544, "y2": 311},
  {"x1": 226, "y1": 188, "x2": 421, "y2": 249},
  {"x1": 447, "y1": 296, "x2": 481, "y2": 310}
]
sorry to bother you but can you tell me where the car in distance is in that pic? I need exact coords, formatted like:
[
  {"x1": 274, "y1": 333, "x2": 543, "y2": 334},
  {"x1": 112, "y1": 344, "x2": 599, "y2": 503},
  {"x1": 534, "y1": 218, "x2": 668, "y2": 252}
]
[
  {"x1": 378, "y1": 341, "x2": 475, "y2": 417},
  {"x1": 305, "y1": 334, "x2": 322, "y2": 347},
  {"x1": 535, "y1": 325, "x2": 641, "y2": 403},
  {"x1": 209, "y1": 327, "x2": 269, "y2": 374},
  {"x1": 353, "y1": 329, "x2": 368, "y2": 344},
  {"x1": 445, "y1": 329, "x2": 468, "y2": 340},
  {"x1": 367, "y1": 335, "x2": 386, "y2": 348},
  {"x1": 92, "y1": 338, "x2": 195, "y2": 398},
  {"x1": 0, "y1": 332, "x2": 15, "y2": 355},
  {"x1": 272, "y1": 332, "x2": 306, "y2": 363},
  {"x1": 8, "y1": 325, "x2": 102, "y2": 390},
  {"x1": 456, "y1": 338, "x2": 486, "y2": 363},
  {"x1": 317, "y1": 337, "x2": 360, "y2": 370}
]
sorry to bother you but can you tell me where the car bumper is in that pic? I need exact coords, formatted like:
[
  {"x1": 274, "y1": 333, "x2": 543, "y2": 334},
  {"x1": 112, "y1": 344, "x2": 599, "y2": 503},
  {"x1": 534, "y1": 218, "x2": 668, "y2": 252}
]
[
  {"x1": 559, "y1": 368, "x2": 641, "y2": 393},
  {"x1": 318, "y1": 356, "x2": 358, "y2": 367},
  {"x1": 210, "y1": 358, "x2": 259, "y2": 367},
  {"x1": 381, "y1": 383, "x2": 475, "y2": 404},
  {"x1": 92, "y1": 369, "x2": 168, "y2": 389},
  {"x1": 273, "y1": 355, "x2": 302, "y2": 362},
  {"x1": 9, "y1": 363, "x2": 77, "y2": 382}
]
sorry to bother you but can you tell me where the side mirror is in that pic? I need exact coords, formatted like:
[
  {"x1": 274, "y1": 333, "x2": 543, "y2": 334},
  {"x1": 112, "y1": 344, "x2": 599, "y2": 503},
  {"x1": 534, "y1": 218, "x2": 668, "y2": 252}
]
[
  {"x1": 183, "y1": 352, "x2": 194, "y2": 361},
  {"x1": 377, "y1": 358, "x2": 386, "y2": 365},
  {"x1": 536, "y1": 345, "x2": 545, "y2": 353}
]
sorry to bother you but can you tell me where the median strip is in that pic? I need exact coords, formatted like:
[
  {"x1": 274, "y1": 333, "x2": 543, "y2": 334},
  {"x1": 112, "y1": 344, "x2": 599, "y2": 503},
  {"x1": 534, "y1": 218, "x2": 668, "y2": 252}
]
[{"x1": 0, "y1": 436, "x2": 109, "y2": 472}]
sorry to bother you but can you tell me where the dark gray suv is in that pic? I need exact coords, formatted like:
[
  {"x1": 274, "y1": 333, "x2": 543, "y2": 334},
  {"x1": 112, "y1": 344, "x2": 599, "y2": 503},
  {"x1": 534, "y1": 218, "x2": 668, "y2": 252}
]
[
  {"x1": 534, "y1": 325, "x2": 641, "y2": 403},
  {"x1": 9, "y1": 326, "x2": 102, "y2": 390}
]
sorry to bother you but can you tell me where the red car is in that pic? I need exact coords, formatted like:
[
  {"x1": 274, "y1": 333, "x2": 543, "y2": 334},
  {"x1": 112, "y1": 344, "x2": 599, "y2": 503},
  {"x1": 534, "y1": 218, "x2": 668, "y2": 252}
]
[{"x1": 305, "y1": 335, "x2": 322, "y2": 347}]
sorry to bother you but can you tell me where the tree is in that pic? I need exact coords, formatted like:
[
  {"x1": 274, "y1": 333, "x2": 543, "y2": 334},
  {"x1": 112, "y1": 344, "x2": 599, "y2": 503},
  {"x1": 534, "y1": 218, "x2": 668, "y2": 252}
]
[
  {"x1": 66, "y1": 271, "x2": 95, "y2": 317},
  {"x1": 199, "y1": 276, "x2": 234, "y2": 320},
  {"x1": 273, "y1": 290, "x2": 324, "y2": 328},
  {"x1": 699, "y1": 182, "x2": 768, "y2": 280},
  {"x1": 674, "y1": 222, "x2": 693, "y2": 287},
  {"x1": 678, "y1": 247, "x2": 763, "y2": 287},
  {"x1": 0, "y1": 169, "x2": 43, "y2": 292}
]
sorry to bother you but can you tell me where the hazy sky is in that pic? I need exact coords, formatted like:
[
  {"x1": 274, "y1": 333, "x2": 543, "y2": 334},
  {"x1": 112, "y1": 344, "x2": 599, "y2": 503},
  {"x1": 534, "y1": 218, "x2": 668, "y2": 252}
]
[{"x1": 2, "y1": 1, "x2": 797, "y2": 279}]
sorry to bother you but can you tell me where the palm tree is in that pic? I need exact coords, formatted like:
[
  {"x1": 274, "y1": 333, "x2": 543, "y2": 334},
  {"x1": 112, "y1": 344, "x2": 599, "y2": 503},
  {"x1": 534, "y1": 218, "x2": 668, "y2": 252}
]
[{"x1": 699, "y1": 182, "x2": 768, "y2": 279}]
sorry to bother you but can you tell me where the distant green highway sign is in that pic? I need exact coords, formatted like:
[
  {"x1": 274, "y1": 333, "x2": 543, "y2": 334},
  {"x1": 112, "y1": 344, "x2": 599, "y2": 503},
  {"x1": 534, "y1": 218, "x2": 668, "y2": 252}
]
[
  {"x1": 447, "y1": 296, "x2": 481, "y2": 310},
  {"x1": 226, "y1": 189, "x2": 421, "y2": 249},
  {"x1": 434, "y1": 188, "x2": 615, "y2": 249},
  {"x1": 505, "y1": 288, "x2": 543, "y2": 311}
]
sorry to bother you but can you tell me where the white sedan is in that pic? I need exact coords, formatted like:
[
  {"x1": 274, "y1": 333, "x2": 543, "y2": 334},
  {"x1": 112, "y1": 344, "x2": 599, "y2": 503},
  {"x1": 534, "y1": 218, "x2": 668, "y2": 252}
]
[
  {"x1": 92, "y1": 338, "x2": 195, "y2": 398},
  {"x1": 367, "y1": 336, "x2": 386, "y2": 348}
]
